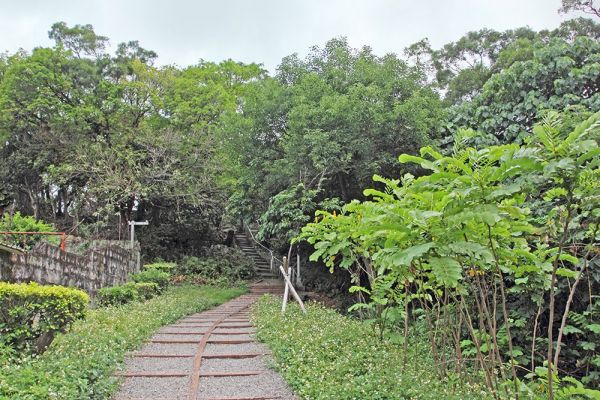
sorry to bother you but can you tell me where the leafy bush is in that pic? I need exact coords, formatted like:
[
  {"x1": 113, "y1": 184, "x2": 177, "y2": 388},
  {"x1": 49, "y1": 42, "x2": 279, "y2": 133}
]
[
  {"x1": 178, "y1": 256, "x2": 219, "y2": 276},
  {"x1": 176, "y1": 245, "x2": 255, "y2": 284},
  {"x1": 0, "y1": 212, "x2": 58, "y2": 249},
  {"x1": 133, "y1": 282, "x2": 160, "y2": 300},
  {"x1": 96, "y1": 283, "x2": 139, "y2": 307},
  {"x1": 0, "y1": 282, "x2": 88, "y2": 354},
  {"x1": 131, "y1": 269, "x2": 170, "y2": 290},
  {"x1": 0, "y1": 285, "x2": 245, "y2": 399},
  {"x1": 204, "y1": 244, "x2": 255, "y2": 275},
  {"x1": 297, "y1": 111, "x2": 600, "y2": 393},
  {"x1": 97, "y1": 275, "x2": 165, "y2": 307},
  {"x1": 253, "y1": 296, "x2": 490, "y2": 399},
  {"x1": 143, "y1": 261, "x2": 176, "y2": 274}
]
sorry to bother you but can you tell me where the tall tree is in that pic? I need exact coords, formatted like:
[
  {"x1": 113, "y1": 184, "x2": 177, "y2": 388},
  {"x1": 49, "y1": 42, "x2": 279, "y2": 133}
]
[
  {"x1": 446, "y1": 36, "x2": 600, "y2": 145},
  {"x1": 223, "y1": 38, "x2": 444, "y2": 230}
]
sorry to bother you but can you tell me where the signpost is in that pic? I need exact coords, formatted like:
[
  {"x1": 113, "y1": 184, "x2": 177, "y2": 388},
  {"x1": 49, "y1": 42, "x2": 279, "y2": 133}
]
[
  {"x1": 128, "y1": 220, "x2": 148, "y2": 272},
  {"x1": 129, "y1": 220, "x2": 149, "y2": 247}
]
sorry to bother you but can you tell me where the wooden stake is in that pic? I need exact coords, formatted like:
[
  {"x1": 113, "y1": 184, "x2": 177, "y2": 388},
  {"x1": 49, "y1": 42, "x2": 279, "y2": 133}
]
[
  {"x1": 281, "y1": 257, "x2": 291, "y2": 314},
  {"x1": 280, "y1": 264, "x2": 307, "y2": 314}
]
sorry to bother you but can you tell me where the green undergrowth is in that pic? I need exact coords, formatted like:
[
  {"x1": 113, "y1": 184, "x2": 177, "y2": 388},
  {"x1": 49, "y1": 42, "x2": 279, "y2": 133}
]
[
  {"x1": 0, "y1": 284, "x2": 245, "y2": 400},
  {"x1": 252, "y1": 296, "x2": 492, "y2": 400}
]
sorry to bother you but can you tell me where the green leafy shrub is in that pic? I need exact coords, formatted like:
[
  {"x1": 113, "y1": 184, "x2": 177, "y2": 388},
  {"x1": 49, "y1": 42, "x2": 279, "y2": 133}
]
[
  {"x1": 0, "y1": 212, "x2": 58, "y2": 249},
  {"x1": 204, "y1": 245, "x2": 255, "y2": 278},
  {"x1": 297, "y1": 111, "x2": 600, "y2": 393},
  {"x1": 144, "y1": 261, "x2": 176, "y2": 274},
  {"x1": 96, "y1": 284, "x2": 139, "y2": 306},
  {"x1": 133, "y1": 282, "x2": 160, "y2": 300},
  {"x1": 0, "y1": 285, "x2": 245, "y2": 399},
  {"x1": 253, "y1": 296, "x2": 491, "y2": 399},
  {"x1": 131, "y1": 269, "x2": 170, "y2": 290},
  {"x1": 178, "y1": 256, "x2": 219, "y2": 276},
  {"x1": 176, "y1": 245, "x2": 255, "y2": 284},
  {"x1": 0, "y1": 282, "x2": 88, "y2": 354}
]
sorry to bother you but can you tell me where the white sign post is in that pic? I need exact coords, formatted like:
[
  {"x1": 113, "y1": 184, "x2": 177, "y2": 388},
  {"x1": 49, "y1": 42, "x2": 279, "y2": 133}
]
[{"x1": 129, "y1": 220, "x2": 149, "y2": 247}]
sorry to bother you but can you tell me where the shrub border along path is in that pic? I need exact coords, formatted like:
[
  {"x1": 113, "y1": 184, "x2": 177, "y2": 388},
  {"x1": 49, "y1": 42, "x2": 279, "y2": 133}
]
[{"x1": 0, "y1": 285, "x2": 245, "y2": 400}]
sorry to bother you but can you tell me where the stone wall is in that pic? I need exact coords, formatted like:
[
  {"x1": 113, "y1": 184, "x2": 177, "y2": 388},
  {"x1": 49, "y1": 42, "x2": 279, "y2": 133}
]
[{"x1": 0, "y1": 240, "x2": 140, "y2": 293}]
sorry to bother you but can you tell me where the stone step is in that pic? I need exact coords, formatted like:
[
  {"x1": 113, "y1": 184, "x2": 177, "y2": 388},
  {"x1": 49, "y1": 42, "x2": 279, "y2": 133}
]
[{"x1": 257, "y1": 276, "x2": 278, "y2": 280}]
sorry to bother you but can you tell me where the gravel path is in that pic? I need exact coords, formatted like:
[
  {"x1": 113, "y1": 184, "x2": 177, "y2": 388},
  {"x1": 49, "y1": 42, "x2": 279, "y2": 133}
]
[{"x1": 113, "y1": 282, "x2": 296, "y2": 400}]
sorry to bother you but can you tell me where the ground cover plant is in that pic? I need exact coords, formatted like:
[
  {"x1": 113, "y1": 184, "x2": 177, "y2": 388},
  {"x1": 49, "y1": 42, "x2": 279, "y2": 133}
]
[
  {"x1": 253, "y1": 296, "x2": 492, "y2": 400},
  {"x1": 0, "y1": 285, "x2": 244, "y2": 399}
]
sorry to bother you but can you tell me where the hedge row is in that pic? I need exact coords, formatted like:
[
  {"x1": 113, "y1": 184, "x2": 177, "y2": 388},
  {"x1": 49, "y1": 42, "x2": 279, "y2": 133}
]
[
  {"x1": 0, "y1": 282, "x2": 88, "y2": 354},
  {"x1": 97, "y1": 266, "x2": 170, "y2": 307}
]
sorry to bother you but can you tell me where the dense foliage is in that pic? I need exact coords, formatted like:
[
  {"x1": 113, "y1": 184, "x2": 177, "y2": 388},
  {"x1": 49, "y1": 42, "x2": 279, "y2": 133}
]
[
  {"x1": 448, "y1": 36, "x2": 600, "y2": 145},
  {"x1": 223, "y1": 37, "x2": 444, "y2": 229},
  {"x1": 0, "y1": 285, "x2": 244, "y2": 399},
  {"x1": 0, "y1": 212, "x2": 57, "y2": 249},
  {"x1": 1, "y1": 12, "x2": 599, "y2": 398},
  {"x1": 253, "y1": 296, "x2": 491, "y2": 399},
  {"x1": 0, "y1": 22, "x2": 264, "y2": 258},
  {"x1": 174, "y1": 245, "x2": 256, "y2": 285},
  {"x1": 1, "y1": 19, "x2": 598, "y2": 261},
  {"x1": 96, "y1": 282, "x2": 159, "y2": 306},
  {"x1": 0, "y1": 282, "x2": 88, "y2": 354},
  {"x1": 297, "y1": 113, "x2": 600, "y2": 396}
]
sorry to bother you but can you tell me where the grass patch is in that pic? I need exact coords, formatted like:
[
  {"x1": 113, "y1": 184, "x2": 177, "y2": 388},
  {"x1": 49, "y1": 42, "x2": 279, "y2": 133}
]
[
  {"x1": 252, "y1": 296, "x2": 492, "y2": 400},
  {"x1": 0, "y1": 284, "x2": 245, "y2": 399}
]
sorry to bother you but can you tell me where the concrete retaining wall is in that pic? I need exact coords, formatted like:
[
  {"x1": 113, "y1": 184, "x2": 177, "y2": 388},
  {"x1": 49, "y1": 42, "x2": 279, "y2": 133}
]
[{"x1": 0, "y1": 240, "x2": 140, "y2": 293}]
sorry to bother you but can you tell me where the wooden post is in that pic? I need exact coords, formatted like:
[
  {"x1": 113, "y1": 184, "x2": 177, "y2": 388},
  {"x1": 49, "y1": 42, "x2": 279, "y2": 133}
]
[
  {"x1": 279, "y1": 264, "x2": 307, "y2": 314},
  {"x1": 281, "y1": 257, "x2": 289, "y2": 314},
  {"x1": 296, "y1": 249, "x2": 301, "y2": 287},
  {"x1": 281, "y1": 266, "x2": 292, "y2": 314}
]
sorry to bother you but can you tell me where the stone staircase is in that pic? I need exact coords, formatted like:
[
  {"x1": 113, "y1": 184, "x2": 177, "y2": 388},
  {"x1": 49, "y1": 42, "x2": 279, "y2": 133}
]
[{"x1": 234, "y1": 232, "x2": 281, "y2": 284}]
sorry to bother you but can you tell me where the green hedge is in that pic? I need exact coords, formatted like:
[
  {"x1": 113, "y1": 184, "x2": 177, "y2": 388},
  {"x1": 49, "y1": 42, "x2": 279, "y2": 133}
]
[
  {"x1": 97, "y1": 282, "x2": 161, "y2": 306},
  {"x1": 252, "y1": 296, "x2": 491, "y2": 400},
  {"x1": 0, "y1": 285, "x2": 245, "y2": 399},
  {"x1": 134, "y1": 282, "x2": 160, "y2": 300},
  {"x1": 131, "y1": 268, "x2": 170, "y2": 290},
  {"x1": 97, "y1": 283, "x2": 139, "y2": 306},
  {"x1": 0, "y1": 282, "x2": 88, "y2": 354},
  {"x1": 143, "y1": 261, "x2": 176, "y2": 274}
]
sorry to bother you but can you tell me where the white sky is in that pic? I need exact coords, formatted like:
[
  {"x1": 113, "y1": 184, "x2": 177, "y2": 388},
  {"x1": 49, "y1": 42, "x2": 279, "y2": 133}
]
[{"x1": 0, "y1": 0, "x2": 578, "y2": 71}]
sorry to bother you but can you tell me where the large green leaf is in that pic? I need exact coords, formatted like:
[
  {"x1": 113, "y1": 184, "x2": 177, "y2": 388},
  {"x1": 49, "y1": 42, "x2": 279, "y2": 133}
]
[
  {"x1": 429, "y1": 257, "x2": 462, "y2": 287},
  {"x1": 391, "y1": 243, "x2": 435, "y2": 266}
]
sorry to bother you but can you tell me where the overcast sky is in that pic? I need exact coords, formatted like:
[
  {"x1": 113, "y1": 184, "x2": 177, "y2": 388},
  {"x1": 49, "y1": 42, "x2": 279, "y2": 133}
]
[{"x1": 0, "y1": 0, "x2": 577, "y2": 72}]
